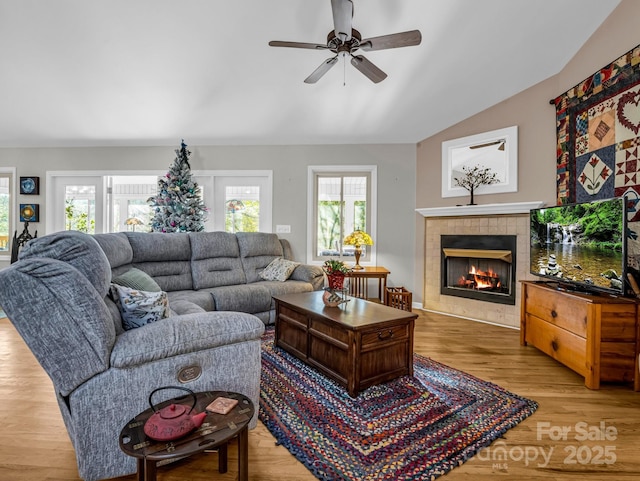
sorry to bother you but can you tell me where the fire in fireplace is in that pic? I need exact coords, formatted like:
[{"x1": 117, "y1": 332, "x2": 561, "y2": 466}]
[
  {"x1": 441, "y1": 235, "x2": 516, "y2": 305},
  {"x1": 457, "y1": 265, "x2": 504, "y2": 291}
]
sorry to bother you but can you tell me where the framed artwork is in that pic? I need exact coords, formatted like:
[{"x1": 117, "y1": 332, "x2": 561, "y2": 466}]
[
  {"x1": 20, "y1": 176, "x2": 39, "y2": 195},
  {"x1": 553, "y1": 43, "x2": 640, "y2": 212},
  {"x1": 441, "y1": 125, "x2": 518, "y2": 198},
  {"x1": 19, "y1": 204, "x2": 39, "y2": 222}
]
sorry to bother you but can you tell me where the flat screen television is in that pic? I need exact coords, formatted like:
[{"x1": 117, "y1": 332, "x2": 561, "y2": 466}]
[{"x1": 529, "y1": 197, "x2": 627, "y2": 296}]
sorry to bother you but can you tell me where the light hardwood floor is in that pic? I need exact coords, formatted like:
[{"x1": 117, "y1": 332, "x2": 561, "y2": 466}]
[{"x1": 1, "y1": 309, "x2": 639, "y2": 481}]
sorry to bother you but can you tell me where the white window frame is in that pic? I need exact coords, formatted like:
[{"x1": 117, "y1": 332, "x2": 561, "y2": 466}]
[
  {"x1": 307, "y1": 165, "x2": 377, "y2": 265},
  {"x1": 0, "y1": 168, "x2": 16, "y2": 259}
]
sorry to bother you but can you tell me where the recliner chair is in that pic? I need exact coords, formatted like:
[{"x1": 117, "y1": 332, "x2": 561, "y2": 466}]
[{"x1": 0, "y1": 231, "x2": 264, "y2": 481}]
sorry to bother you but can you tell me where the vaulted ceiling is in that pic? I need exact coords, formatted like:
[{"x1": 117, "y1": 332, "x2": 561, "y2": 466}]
[{"x1": 0, "y1": 0, "x2": 621, "y2": 147}]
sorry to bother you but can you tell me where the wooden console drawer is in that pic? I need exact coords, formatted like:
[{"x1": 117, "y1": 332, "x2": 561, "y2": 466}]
[
  {"x1": 524, "y1": 284, "x2": 587, "y2": 337},
  {"x1": 523, "y1": 313, "x2": 588, "y2": 377}
]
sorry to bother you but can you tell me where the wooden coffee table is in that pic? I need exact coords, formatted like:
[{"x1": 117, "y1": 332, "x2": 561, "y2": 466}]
[
  {"x1": 273, "y1": 291, "x2": 417, "y2": 397},
  {"x1": 119, "y1": 390, "x2": 253, "y2": 481}
]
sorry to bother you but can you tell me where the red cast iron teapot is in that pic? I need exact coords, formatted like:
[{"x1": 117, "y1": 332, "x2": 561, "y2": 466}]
[{"x1": 143, "y1": 386, "x2": 207, "y2": 442}]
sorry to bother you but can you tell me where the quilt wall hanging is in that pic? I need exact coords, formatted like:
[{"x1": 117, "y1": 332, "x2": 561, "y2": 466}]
[
  {"x1": 553, "y1": 43, "x2": 640, "y2": 273},
  {"x1": 554, "y1": 43, "x2": 640, "y2": 209}
]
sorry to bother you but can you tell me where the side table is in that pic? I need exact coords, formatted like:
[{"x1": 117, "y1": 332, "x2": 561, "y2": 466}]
[
  {"x1": 346, "y1": 266, "x2": 390, "y2": 302},
  {"x1": 119, "y1": 390, "x2": 254, "y2": 481}
]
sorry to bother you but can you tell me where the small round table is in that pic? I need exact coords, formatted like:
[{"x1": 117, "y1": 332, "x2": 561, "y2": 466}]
[{"x1": 119, "y1": 390, "x2": 254, "y2": 481}]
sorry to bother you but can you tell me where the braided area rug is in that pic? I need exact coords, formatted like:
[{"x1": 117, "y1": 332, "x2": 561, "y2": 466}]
[{"x1": 259, "y1": 328, "x2": 538, "y2": 480}]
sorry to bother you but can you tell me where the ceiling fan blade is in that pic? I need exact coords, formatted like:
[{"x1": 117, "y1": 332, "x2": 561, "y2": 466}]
[
  {"x1": 350, "y1": 55, "x2": 387, "y2": 83},
  {"x1": 331, "y1": 0, "x2": 353, "y2": 42},
  {"x1": 304, "y1": 56, "x2": 339, "y2": 84},
  {"x1": 269, "y1": 40, "x2": 329, "y2": 50},
  {"x1": 360, "y1": 30, "x2": 422, "y2": 51}
]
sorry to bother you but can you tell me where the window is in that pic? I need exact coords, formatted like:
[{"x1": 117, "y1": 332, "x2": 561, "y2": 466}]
[
  {"x1": 308, "y1": 166, "x2": 377, "y2": 264},
  {"x1": 0, "y1": 171, "x2": 13, "y2": 254}
]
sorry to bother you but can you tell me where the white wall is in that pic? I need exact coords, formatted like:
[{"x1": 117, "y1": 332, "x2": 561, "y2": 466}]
[{"x1": 1, "y1": 143, "x2": 419, "y2": 299}]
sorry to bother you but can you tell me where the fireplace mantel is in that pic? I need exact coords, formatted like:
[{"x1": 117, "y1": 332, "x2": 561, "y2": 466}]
[{"x1": 416, "y1": 201, "x2": 545, "y2": 218}]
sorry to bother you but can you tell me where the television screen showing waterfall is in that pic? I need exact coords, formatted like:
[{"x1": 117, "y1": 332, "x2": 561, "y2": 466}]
[{"x1": 529, "y1": 197, "x2": 627, "y2": 296}]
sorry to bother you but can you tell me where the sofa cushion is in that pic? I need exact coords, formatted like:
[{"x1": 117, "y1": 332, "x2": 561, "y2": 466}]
[
  {"x1": 110, "y1": 284, "x2": 171, "y2": 331},
  {"x1": 112, "y1": 267, "x2": 162, "y2": 292},
  {"x1": 19, "y1": 230, "x2": 112, "y2": 297},
  {"x1": 207, "y1": 284, "x2": 272, "y2": 313},
  {"x1": 93, "y1": 232, "x2": 133, "y2": 270},
  {"x1": 167, "y1": 290, "x2": 216, "y2": 311},
  {"x1": 257, "y1": 280, "x2": 314, "y2": 307},
  {"x1": 0, "y1": 258, "x2": 114, "y2": 396},
  {"x1": 260, "y1": 258, "x2": 300, "y2": 281},
  {"x1": 170, "y1": 299, "x2": 206, "y2": 315},
  {"x1": 127, "y1": 232, "x2": 194, "y2": 291},
  {"x1": 236, "y1": 232, "x2": 285, "y2": 283},
  {"x1": 110, "y1": 311, "x2": 265, "y2": 368},
  {"x1": 126, "y1": 232, "x2": 192, "y2": 262},
  {"x1": 189, "y1": 232, "x2": 247, "y2": 289}
]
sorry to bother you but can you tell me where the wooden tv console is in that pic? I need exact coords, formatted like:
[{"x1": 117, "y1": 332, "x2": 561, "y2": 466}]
[{"x1": 520, "y1": 281, "x2": 639, "y2": 390}]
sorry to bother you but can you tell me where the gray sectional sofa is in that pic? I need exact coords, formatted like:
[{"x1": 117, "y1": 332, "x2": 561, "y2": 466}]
[
  {"x1": 93, "y1": 230, "x2": 324, "y2": 325},
  {"x1": 0, "y1": 229, "x2": 323, "y2": 481}
]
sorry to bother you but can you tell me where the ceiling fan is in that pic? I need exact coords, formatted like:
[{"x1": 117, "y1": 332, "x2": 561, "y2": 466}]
[{"x1": 268, "y1": 0, "x2": 422, "y2": 84}]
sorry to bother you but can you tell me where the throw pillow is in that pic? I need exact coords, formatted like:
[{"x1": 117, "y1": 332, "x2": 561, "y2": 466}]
[
  {"x1": 260, "y1": 258, "x2": 300, "y2": 282},
  {"x1": 110, "y1": 284, "x2": 170, "y2": 331},
  {"x1": 112, "y1": 268, "x2": 161, "y2": 292}
]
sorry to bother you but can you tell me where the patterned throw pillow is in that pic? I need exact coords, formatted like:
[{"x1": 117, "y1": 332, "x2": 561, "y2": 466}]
[
  {"x1": 112, "y1": 268, "x2": 161, "y2": 292},
  {"x1": 260, "y1": 258, "x2": 300, "y2": 282},
  {"x1": 110, "y1": 284, "x2": 170, "y2": 331}
]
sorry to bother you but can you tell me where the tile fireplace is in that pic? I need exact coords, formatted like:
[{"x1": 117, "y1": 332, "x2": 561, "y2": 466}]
[
  {"x1": 417, "y1": 202, "x2": 544, "y2": 328},
  {"x1": 440, "y1": 235, "x2": 517, "y2": 305}
]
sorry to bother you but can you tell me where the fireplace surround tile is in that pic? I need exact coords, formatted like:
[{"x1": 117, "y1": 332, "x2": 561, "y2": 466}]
[{"x1": 423, "y1": 213, "x2": 536, "y2": 329}]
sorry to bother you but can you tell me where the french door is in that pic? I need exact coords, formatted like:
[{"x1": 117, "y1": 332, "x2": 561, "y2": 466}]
[
  {"x1": 212, "y1": 174, "x2": 272, "y2": 233},
  {"x1": 47, "y1": 171, "x2": 272, "y2": 235},
  {"x1": 48, "y1": 175, "x2": 105, "y2": 234}
]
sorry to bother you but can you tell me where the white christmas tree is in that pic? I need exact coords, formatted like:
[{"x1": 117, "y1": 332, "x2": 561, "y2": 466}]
[{"x1": 148, "y1": 140, "x2": 207, "y2": 232}]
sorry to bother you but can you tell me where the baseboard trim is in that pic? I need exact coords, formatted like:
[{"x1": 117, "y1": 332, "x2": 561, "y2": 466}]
[{"x1": 417, "y1": 307, "x2": 520, "y2": 331}]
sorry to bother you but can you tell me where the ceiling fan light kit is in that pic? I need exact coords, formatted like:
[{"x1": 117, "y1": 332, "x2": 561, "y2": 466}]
[{"x1": 268, "y1": 0, "x2": 421, "y2": 84}]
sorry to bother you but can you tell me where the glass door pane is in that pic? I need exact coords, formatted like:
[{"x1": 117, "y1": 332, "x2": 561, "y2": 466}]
[
  {"x1": 65, "y1": 185, "x2": 96, "y2": 234},
  {"x1": 225, "y1": 186, "x2": 260, "y2": 233},
  {"x1": 213, "y1": 175, "x2": 271, "y2": 232},
  {"x1": 50, "y1": 176, "x2": 105, "y2": 234},
  {"x1": 109, "y1": 175, "x2": 158, "y2": 232}
]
